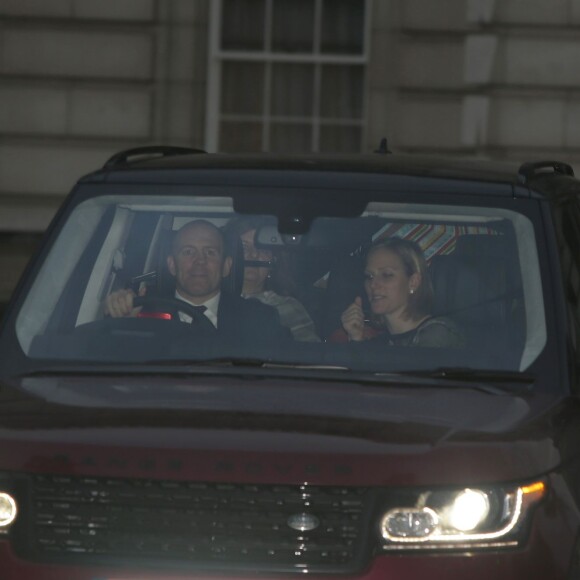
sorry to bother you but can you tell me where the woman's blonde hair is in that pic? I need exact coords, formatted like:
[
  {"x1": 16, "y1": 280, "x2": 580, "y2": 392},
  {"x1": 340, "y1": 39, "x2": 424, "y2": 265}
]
[{"x1": 367, "y1": 237, "x2": 433, "y2": 320}]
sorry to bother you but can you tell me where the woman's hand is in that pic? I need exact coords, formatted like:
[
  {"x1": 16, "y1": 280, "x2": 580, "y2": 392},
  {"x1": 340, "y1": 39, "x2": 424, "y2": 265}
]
[{"x1": 341, "y1": 296, "x2": 365, "y2": 341}]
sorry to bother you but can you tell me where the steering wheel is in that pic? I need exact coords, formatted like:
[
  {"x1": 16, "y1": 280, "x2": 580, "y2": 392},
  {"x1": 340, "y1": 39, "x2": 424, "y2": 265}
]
[{"x1": 132, "y1": 296, "x2": 206, "y2": 321}]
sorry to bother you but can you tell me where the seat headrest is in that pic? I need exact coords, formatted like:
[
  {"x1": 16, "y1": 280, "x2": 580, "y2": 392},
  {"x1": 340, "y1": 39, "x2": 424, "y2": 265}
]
[{"x1": 429, "y1": 253, "x2": 508, "y2": 329}]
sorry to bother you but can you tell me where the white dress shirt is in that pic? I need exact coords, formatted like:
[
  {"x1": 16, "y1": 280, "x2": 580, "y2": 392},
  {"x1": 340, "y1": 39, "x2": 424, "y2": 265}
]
[{"x1": 174, "y1": 291, "x2": 220, "y2": 328}]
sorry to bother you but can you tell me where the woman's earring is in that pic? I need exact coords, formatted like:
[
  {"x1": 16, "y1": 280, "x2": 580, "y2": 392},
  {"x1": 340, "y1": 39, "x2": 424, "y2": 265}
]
[{"x1": 410, "y1": 288, "x2": 415, "y2": 294}]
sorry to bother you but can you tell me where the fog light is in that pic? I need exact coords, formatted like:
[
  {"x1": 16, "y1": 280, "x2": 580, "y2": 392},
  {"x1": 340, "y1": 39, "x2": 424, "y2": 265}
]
[
  {"x1": 381, "y1": 508, "x2": 438, "y2": 540},
  {"x1": 447, "y1": 489, "x2": 490, "y2": 532},
  {"x1": 0, "y1": 493, "x2": 17, "y2": 527}
]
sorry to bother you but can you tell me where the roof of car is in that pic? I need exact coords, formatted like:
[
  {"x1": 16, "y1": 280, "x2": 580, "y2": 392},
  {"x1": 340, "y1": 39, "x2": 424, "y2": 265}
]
[
  {"x1": 92, "y1": 151, "x2": 521, "y2": 181},
  {"x1": 79, "y1": 147, "x2": 579, "y2": 198}
]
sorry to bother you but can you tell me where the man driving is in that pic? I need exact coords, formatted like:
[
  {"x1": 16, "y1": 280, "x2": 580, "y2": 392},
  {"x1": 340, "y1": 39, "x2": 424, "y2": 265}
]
[{"x1": 105, "y1": 219, "x2": 290, "y2": 346}]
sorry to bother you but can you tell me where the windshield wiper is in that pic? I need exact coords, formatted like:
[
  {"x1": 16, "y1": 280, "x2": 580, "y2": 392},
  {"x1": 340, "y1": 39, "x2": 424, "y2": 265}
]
[
  {"x1": 396, "y1": 367, "x2": 535, "y2": 392},
  {"x1": 142, "y1": 358, "x2": 350, "y2": 371},
  {"x1": 21, "y1": 359, "x2": 350, "y2": 378},
  {"x1": 20, "y1": 363, "x2": 533, "y2": 396}
]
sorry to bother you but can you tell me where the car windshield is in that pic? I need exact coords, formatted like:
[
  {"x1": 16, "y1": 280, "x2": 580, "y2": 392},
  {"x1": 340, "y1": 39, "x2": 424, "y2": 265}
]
[{"x1": 14, "y1": 190, "x2": 544, "y2": 376}]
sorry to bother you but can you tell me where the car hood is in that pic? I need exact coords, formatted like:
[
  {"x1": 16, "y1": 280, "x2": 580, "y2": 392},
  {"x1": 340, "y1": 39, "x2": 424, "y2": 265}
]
[{"x1": 0, "y1": 373, "x2": 565, "y2": 487}]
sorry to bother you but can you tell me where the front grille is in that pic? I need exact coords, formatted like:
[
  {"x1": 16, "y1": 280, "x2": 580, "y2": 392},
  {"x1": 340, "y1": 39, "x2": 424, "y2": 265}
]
[{"x1": 24, "y1": 474, "x2": 371, "y2": 574}]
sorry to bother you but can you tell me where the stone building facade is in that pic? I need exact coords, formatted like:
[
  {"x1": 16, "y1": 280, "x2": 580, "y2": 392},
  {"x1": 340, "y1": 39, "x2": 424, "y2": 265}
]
[{"x1": 0, "y1": 0, "x2": 579, "y2": 306}]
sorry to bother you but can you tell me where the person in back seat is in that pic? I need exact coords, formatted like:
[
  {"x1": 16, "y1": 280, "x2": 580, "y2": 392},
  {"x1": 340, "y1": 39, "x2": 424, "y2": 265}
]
[
  {"x1": 336, "y1": 238, "x2": 464, "y2": 347},
  {"x1": 225, "y1": 216, "x2": 319, "y2": 342}
]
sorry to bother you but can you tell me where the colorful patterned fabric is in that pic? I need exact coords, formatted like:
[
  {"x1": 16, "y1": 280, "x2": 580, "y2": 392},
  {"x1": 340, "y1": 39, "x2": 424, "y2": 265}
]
[{"x1": 372, "y1": 223, "x2": 499, "y2": 262}]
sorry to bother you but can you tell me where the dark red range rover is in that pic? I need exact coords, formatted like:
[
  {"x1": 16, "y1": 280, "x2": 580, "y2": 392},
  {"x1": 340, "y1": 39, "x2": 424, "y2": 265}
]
[{"x1": 0, "y1": 147, "x2": 579, "y2": 579}]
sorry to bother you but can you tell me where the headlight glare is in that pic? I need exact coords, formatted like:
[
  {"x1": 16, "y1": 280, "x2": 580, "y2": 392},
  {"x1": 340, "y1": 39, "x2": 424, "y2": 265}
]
[
  {"x1": 446, "y1": 488, "x2": 490, "y2": 531},
  {"x1": 380, "y1": 480, "x2": 545, "y2": 549},
  {"x1": 0, "y1": 492, "x2": 17, "y2": 527}
]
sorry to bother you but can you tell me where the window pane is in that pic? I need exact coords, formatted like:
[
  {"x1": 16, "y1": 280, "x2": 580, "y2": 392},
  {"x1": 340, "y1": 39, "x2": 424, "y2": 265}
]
[
  {"x1": 319, "y1": 125, "x2": 362, "y2": 153},
  {"x1": 221, "y1": 62, "x2": 265, "y2": 115},
  {"x1": 271, "y1": 63, "x2": 314, "y2": 116},
  {"x1": 221, "y1": 0, "x2": 265, "y2": 51},
  {"x1": 272, "y1": 0, "x2": 315, "y2": 53},
  {"x1": 321, "y1": 0, "x2": 364, "y2": 54},
  {"x1": 320, "y1": 65, "x2": 364, "y2": 119},
  {"x1": 220, "y1": 121, "x2": 263, "y2": 152},
  {"x1": 270, "y1": 123, "x2": 312, "y2": 153}
]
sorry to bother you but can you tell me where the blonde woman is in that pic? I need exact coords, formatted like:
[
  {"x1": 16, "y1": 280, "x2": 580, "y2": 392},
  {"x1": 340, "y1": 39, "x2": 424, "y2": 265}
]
[{"x1": 341, "y1": 238, "x2": 463, "y2": 347}]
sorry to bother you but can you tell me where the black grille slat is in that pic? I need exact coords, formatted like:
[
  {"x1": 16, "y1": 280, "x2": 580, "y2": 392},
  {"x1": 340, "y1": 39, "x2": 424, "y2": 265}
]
[{"x1": 27, "y1": 474, "x2": 370, "y2": 573}]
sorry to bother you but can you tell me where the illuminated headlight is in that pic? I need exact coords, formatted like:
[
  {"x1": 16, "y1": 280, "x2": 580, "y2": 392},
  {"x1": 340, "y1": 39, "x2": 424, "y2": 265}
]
[
  {"x1": 0, "y1": 492, "x2": 17, "y2": 528},
  {"x1": 447, "y1": 489, "x2": 490, "y2": 531},
  {"x1": 380, "y1": 480, "x2": 545, "y2": 549}
]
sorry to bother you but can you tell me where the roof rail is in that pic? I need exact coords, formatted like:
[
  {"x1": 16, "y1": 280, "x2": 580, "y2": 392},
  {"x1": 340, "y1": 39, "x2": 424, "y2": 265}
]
[
  {"x1": 103, "y1": 145, "x2": 206, "y2": 169},
  {"x1": 518, "y1": 160, "x2": 575, "y2": 184}
]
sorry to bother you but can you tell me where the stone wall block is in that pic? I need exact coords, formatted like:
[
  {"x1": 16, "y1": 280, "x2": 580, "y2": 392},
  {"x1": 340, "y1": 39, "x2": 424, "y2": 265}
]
[
  {"x1": 490, "y1": 98, "x2": 564, "y2": 147},
  {"x1": 504, "y1": 39, "x2": 580, "y2": 86},
  {"x1": 461, "y1": 95, "x2": 490, "y2": 146},
  {"x1": 190, "y1": 83, "x2": 208, "y2": 147},
  {"x1": 72, "y1": 0, "x2": 155, "y2": 20},
  {"x1": 573, "y1": 0, "x2": 580, "y2": 23},
  {"x1": 0, "y1": 0, "x2": 71, "y2": 17},
  {"x1": 70, "y1": 89, "x2": 151, "y2": 138},
  {"x1": 168, "y1": 0, "x2": 200, "y2": 23},
  {"x1": 495, "y1": 0, "x2": 569, "y2": 25},
  {"x1": 464, "y1": 35, "x2": 498, "y2": 84},
  {"x1": 2, "y1": 29, "x2": 153, "y2": 80},
  {"x1": 466, "y1": 0, "x2": 497, "y2": 24},
  {"x1": 0, "y1": 201, "x2": 59, "y2": 232},
  {"x1": 399, "y1": 41, "x2": 464, "y2": 89},
  {"x1": 0, "y1": 0, "x2": 155, "y2": 20},
  {"x1": 395, "y1": 98, "x2": 462, "y2": 149},
  {"x1": 368, "y1": 32, "x2": 397, "y2": 90},
  {"x1": 164, "y1": 86, "x2": 197, "y2": 142},
  {"x1": 402, "y1": 0, "x2": 468, "y2": 30},
  {"x1": 565, "y1": 101, "x2": 580, "y2": 147},
  {"x1": 167, "y1": 27, "x2": 196, "y2": 81},
  {"x1": 0, "y1": 87, "x2": 67, "y2": 134},
  {"x1": 0, "y1": 144, "x2": 114, "y2": 195}
]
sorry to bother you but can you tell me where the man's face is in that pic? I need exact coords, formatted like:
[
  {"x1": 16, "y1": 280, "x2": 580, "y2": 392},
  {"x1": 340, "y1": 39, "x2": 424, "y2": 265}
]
[{"x1": 167, "y1": 222, "x2": 232, "y2": 304}]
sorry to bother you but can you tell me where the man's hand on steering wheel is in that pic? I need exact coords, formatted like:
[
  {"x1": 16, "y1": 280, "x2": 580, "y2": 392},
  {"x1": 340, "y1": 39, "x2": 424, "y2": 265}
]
[
  {"x1": 105, "y1": 287, "x2": 210, "y2": 322},
  {"x1": 104, "y1": 285, "x2": 146, "y2": 318}
]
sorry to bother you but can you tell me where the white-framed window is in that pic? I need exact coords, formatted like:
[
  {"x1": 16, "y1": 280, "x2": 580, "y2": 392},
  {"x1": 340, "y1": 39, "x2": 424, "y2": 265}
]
[{"x1": 206, "y1": 0, "x2": 371, "y2": 153}]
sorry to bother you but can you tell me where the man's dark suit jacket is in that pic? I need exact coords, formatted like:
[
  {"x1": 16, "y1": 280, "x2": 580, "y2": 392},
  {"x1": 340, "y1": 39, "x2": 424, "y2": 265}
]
[
  {"x1": 150, "y1": 290, "x2": 291, "y2": 358},
  {"x1": 31, "y1": 290, "x2": 291, "y2": 362}
]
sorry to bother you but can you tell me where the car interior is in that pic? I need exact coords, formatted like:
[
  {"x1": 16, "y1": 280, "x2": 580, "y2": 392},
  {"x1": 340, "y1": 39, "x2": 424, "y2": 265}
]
[{"x1": 16, "y1": 195, "x2": 544, "y2": 373}]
